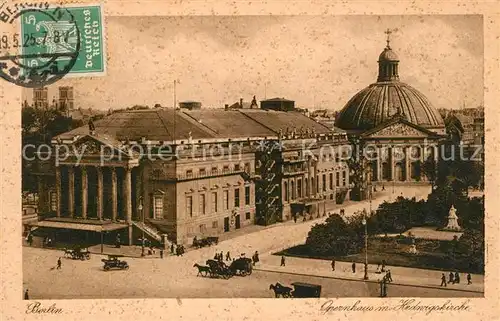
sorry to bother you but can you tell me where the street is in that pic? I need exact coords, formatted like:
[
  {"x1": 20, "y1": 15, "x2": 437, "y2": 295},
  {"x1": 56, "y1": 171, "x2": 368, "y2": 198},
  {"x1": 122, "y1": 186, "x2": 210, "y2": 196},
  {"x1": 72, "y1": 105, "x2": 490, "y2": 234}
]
[{"x1": 23, "y1": 247, "x2": 481, "y2": 299}]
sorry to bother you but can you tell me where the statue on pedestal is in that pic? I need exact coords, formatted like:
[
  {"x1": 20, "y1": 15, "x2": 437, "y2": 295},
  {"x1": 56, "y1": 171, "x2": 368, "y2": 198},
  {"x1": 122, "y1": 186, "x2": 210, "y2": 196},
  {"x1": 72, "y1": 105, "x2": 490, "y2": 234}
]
[{"x1": 443, "y1": 205, "x2": 462, "y2": 231}]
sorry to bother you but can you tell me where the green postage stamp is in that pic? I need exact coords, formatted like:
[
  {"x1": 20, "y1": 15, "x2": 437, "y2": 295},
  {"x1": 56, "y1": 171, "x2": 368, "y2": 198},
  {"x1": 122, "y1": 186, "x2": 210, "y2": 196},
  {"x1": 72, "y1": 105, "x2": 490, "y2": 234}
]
[{"x1": 20, "y1": 4, "x2": 106, "y2": 77}]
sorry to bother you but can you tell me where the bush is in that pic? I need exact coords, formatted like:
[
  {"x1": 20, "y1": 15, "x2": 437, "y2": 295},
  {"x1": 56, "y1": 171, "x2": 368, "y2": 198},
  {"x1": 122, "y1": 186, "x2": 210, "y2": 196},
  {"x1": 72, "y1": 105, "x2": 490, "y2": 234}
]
[{"x1": 305, "y1": 214, "x2": 362, "y2": 256}]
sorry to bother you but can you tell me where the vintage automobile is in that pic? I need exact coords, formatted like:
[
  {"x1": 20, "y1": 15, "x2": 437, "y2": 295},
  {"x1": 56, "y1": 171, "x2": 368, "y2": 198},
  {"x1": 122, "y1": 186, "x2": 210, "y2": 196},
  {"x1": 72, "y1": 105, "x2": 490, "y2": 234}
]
[
  {"x1": 291, "y1": 282, "x2": 322, "y2": 298},
  {"x1": 64, "y1": 247, "x2": 91, "y2": 260},
  {"x1": 101, "y1": 255, "x2": 129, "y2": 271},
  {"x1": 192, "y1": 236, "x2": 219, "y2": 248}
]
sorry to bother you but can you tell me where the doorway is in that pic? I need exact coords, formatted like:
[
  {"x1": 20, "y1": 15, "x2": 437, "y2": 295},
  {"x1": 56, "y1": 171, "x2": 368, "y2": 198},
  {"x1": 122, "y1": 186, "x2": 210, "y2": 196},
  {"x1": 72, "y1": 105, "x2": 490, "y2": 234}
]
[
  {"x1": 224, "y1": 217, "x2": 230, "y2": 232},
  {"x1": 235, "y1": 215, "x2": 241, "y2": 229}
]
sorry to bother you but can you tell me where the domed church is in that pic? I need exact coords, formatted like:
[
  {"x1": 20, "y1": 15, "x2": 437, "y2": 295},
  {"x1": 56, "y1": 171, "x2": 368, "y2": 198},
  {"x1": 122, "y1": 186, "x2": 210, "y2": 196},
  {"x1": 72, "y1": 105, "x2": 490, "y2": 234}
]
[{"x1": 335, "y1": 30, "x2": 446, "y2": 184}]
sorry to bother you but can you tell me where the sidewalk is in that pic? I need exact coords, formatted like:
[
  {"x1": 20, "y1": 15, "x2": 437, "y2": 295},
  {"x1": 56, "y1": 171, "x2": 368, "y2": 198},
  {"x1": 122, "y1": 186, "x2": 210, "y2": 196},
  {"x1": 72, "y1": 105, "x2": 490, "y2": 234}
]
[{"x1": 254, "y1": 254, "x2": 484, "y2": 294}]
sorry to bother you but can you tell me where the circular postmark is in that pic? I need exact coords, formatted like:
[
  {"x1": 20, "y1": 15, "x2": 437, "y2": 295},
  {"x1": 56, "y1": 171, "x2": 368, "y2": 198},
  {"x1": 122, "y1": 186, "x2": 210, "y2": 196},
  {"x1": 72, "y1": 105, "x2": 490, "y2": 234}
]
[{"x1": 0, "y1": 7, "x2": 80, "y2": 88}]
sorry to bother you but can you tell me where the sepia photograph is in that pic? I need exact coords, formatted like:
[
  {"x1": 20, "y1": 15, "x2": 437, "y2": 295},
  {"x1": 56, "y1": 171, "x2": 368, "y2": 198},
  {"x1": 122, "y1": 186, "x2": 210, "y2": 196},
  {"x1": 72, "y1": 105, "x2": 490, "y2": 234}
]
[
  {"x1": 1, "y1": 2, "x2": 497, "y2": 319},
  {"x1": 15, "y1": 11, "x2": 486, "y2": 300}
]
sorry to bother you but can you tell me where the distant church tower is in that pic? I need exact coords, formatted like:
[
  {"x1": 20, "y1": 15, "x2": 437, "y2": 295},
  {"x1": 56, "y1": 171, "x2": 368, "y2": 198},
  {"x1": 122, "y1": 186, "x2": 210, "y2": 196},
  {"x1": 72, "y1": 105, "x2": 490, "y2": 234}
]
[{"x1": 58, "y1": 86, "x2": 74, "y2": 111}]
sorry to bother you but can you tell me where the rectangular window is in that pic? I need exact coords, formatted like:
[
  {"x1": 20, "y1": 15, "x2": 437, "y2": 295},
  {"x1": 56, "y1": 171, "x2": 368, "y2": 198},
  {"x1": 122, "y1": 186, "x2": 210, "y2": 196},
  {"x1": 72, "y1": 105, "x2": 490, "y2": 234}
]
[
  {"x1": 234, "y1": 164, "x2": 241, "y2": 171},
  {"x1": 223, "y1": 190, "x2": 229, "y2": 210},
  {"x1": 322, "y1": 174, "x2": 326, "y2": 191},
  {"x1": 186, "y1": 196, "x2": 193, "y2": 217},
  {"x1": 154, "y1": 196, "x2": 163, "y2": 219},
  {"x1": 245, "y1": 186, "x2": 250, "y2": 205},
  {"x1": 234, "y1": 188, "x2": 240, "y2": 208},
  {"x1": 211, "y1": 167, "x2": 218, "y2": 174},
  {"x1": 186, "y1": 169, "x2": 193, "y2": 178},
  {"x1": 199, "y1": 194, "x2": 206, "y2": 215},
  {"x1": 223, "y1": 165, "x2": 230, "y2": 173},
  {"x1": 199, "y1": 168, "x2": 206, "y2": 176},
  {"x1": 336, "y1": 172, "x2": 340, "y2": 187},
  {"x1": 212, "y1": 220, "x2": 218, "y2": 229},
  {"x1": 297, "y1": 179, "x2": 302, "y2": 198},
  {"x1": 199, "y1": 224, "x2": 206, "y2": 233},
  {"x1": 245, "y1": 212, "x2": 251, "y2": 220},
  {"x1": 212, "y1": 192, "x2": 218, "y2": 213},
  {"x1": 342, "y1": 171, "x2": 347, "y2": 186},
  {"x1": 329, "y1": 173, "x2": 333, "y2": 190},
  {"x1": 50, "y1": 191, "x2": 57, "y2": 211},
  {"x1": 316, "y1": 176, "x2": 319, "y2": 192}
]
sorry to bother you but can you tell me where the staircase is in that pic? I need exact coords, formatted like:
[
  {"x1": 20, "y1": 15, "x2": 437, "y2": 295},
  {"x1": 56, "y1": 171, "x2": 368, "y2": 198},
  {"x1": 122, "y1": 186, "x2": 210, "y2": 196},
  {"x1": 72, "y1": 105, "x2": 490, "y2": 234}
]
[{"x1": 132, "y1": 221, "x2": 163, "y2": 242}]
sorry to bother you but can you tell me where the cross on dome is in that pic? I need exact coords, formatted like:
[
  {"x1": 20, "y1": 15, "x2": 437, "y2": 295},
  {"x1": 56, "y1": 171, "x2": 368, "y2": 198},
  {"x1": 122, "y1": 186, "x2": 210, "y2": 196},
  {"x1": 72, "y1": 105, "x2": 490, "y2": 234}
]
[{"x1": 384, "y1": 28, "x2": 392, "y2": 48}]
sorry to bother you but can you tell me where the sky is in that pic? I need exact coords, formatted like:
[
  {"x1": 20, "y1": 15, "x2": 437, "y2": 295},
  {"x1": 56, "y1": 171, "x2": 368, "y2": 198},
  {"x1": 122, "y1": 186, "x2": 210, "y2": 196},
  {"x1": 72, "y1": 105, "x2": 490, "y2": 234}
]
[{"x1": 24, "y1": 15, "x2": 483, "y2": 111}]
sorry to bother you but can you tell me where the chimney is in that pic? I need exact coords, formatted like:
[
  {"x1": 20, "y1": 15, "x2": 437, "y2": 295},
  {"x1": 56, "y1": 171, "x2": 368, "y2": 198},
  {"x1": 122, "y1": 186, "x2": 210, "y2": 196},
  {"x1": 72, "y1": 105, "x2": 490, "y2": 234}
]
[{"x1": 240, "y1": 98, "x2": 243, "y2": 108}]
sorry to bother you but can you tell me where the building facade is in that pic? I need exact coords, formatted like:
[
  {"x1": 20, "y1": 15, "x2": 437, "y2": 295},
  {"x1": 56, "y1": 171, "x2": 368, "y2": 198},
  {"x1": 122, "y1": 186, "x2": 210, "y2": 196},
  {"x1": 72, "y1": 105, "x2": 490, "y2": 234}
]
[
  {"x1": 31, "y1": 108, "x2": 351, "y2": 245},
  {"x1": 335, "y1": 36, "x2": 447, "y2": 185}
]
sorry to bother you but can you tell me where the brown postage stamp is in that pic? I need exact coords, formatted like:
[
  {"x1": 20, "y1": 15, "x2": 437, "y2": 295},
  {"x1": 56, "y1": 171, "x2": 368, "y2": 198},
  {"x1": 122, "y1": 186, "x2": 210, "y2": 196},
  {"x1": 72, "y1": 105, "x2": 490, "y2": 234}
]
[{"x1": 1, "y1": 0, "x2": 499, "y2": 320}]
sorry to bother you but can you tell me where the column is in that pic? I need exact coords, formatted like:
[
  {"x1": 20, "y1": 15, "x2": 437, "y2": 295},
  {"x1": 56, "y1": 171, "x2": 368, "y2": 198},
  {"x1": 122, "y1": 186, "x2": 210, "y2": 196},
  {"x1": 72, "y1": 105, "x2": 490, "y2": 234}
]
[
  {"x1": 97, "y1": 167, "x2": 103, "y2": 220},
  {"x1": 55, "y1": 166, "x2": 61, "y2": 217},
  {"x1": 390, "y1": 147, "x2": 395, "y2": 181},
  {"x1": 111, "y1": 167, "x2": 118, "y2": 221},
  {"x1": 67, "y1": 166, "x2": 75, "y2": 218},
  {"x1": 124, "y1": 167, "x2": 133, "y2": 246},
  {"x1": 81, "y1": 166, "x2": 88, "y2": 219},
  {"x1": 405, "y1": 146, "x2": 411, "y2": 181},
  {"x1": 377, "y1": 146, "x2": 383, "y2": 181},
  {"x1": 124, "y1": 167, "x2": 132, "y2": 223}
]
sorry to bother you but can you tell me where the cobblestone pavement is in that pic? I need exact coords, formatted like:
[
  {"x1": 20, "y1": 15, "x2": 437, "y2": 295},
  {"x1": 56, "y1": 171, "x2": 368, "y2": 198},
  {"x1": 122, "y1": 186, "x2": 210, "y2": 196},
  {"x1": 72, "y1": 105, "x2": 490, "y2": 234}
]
[{"x1": 23, "y1": 247, "x2": 481, "y2": 299}]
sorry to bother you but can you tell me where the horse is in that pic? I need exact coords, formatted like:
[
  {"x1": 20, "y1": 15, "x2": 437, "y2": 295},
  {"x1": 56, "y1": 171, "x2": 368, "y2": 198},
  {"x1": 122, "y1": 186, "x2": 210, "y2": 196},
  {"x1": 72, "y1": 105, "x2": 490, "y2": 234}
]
[
  {"x1": 193, "y1": 263, "x2": 210, "y2": 277},
  {"x1": 269, "y1": 283, "x2": 292, "y2": 298},
  {"x1": 63, "y1": 248, "x2": 74, "y2": 258}
]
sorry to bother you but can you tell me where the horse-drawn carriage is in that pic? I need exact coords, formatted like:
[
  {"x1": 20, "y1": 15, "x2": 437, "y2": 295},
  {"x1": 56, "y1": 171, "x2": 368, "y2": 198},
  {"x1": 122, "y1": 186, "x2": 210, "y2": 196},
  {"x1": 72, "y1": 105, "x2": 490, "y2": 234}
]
[
  {"x1": 192, "y1": 236, "x2": 219, "y2": 248},
  {"x1": 195, "y1": 257, "x2": 252, "y2": 279},
  {"x1": 101, "y1": 255, "x2": 129, "y2": 271},
  {"x1": 269, "y1": 282, "x2": 321, "y2": 298},
  {"x1": 64, "y1": 247, "x2": 91, "y2": 260}
]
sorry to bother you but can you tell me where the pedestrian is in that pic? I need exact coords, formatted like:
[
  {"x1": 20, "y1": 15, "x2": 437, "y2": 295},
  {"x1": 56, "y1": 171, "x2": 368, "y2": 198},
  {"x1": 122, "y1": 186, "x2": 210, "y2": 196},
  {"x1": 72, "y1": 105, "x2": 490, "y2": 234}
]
[
  {"x1": 380, "y1": 277, "x2": 388, "y2": 297},
  {"x1": 294, "y1": 215, "x2": 297, "y2": 223},
  {"x1": 376, "y1": 264, "x2": 382, "y2": 274},
  {"x1": 160, "y1": 249, "x2": 163, "y2": 259},
  {"x1": 170, "y1": 243, "x2": 174, "y2": 254},
  {"x1": 386, "y1": 270, "x2": 393, "y2": 282},
  {"x1": 331, "y1": 259, "x2": 335, "y2": 271},
  {"x1": 47, "y1": 237, "x2": 52, "y2": 247},
  {"x1": 56, "y1": 257, "x2": 61, "y2": 270},
  {"x1": 219, "y1": 251, "x2": 224, "y2": 262},
  {"x1": 253, "y1": 251, "x2": 259, "y2": 265},
  {"x1": 448, "y1": 271, "x2": 455, "y2": 284},
  {"x1": 440, "y1": 273, "x2": 447, "y2": 287},
  {"x1": 351, "y1": 261, "x2": 356, "y2": 273},
  {"x1": 280, "y1": 255, "x2": 286, "y2": 267},
  {"x1": 214, "y1": 252, "x2": 219, "y2": 260},
  {"x1": 381, "y1": 260, "x2": 386, "y2": 272},
  {"x1": 382, "y1": 184, "x2": 385, "y2": 191},
  {"x1": 24, "y1": 289, "x2": 29, "y2": 300},
  {"x1": 27, "y1": 233, "x2": 33, "y2": 247},
  {"x1": 454, "y1": 271, "x2": 460, "y2": 284},
  {"x1": 226, "y1": 251, "x2": 231, "y2": 261},
  {"x1": 467, "y1": 273, "x2": 472, "y2": 285}
]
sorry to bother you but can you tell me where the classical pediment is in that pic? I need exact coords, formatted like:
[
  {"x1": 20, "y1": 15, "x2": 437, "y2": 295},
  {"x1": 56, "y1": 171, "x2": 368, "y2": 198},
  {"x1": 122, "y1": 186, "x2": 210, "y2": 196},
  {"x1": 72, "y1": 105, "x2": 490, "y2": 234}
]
[
  {"x1": 364, "y1": 122, "x2": 429, "y2": 138},
  {"x1": 63, "y1": 135, "x2": 133, "y2": 159}
]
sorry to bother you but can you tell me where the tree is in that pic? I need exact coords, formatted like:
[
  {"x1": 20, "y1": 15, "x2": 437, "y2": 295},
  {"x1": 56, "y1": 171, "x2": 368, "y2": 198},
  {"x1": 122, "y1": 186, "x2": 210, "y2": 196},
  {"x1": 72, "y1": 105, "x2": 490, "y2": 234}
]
[
  {"x1": 456, "y1": 228, "x2": 484, "y2": 272},
  {"x1": 305, "y1": 214, "x2": 362, "y2": 256}
]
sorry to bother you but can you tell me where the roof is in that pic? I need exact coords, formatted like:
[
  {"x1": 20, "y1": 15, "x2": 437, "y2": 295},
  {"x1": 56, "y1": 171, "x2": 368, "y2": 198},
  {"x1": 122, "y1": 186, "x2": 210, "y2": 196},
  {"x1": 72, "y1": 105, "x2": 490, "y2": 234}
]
[
  {"x1": 379, "y1": 47, "x2": 399, "y2": 61},
  {"x1": 239, "y1": 109, "x2": 331, "y2": 134},
  {"x1": 260, "y1": 97, "x2": 295, "y2": 102},
  {"x1": 335, "y1": 82, "x2": 444, "y2": 132},
  {"x1": 56, "y1": 109, "x2": 332, "y2": 142}
]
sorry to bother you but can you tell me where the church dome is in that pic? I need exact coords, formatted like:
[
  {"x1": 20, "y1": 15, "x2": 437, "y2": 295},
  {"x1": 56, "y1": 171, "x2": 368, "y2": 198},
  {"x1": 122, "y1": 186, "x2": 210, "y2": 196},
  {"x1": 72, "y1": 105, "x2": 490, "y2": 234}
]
[
  {"x1": 379, "y1": 47, "x2": 399, "y2": 61},
  {"x1": 335, "y1": 82, "x2": 445, "y2": 131},
  {"x1": 335, "y1": 33, "x2": 444, "y2": 131}
]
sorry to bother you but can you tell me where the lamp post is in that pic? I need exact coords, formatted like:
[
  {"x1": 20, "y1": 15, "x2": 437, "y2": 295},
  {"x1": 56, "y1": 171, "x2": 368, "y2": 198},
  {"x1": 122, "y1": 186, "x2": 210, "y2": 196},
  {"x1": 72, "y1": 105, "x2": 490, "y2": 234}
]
[
  {"x1": 138, "y1": 196, "x2": 144, "y2": 257},
  {"x1": 362, "y1": 209, "x2": 369, "y2": 280}
]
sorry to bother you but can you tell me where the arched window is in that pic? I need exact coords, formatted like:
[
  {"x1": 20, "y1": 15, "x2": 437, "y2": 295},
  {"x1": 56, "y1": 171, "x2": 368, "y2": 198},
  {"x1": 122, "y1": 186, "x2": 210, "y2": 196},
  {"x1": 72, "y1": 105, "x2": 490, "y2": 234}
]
[
  {"x1": 291, "y1": 181, "x2": 296, "y2": 200},
  {"x1": 284, "y1": 181, "x2": 289, "y2": 201}
]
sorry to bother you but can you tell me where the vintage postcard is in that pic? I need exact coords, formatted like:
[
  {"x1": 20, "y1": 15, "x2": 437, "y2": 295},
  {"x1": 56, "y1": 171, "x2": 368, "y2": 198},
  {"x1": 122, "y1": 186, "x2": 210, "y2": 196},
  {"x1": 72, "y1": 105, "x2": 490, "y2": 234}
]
[{"x1": 1, "y1": 0, "x2": 499, "y2": 320}]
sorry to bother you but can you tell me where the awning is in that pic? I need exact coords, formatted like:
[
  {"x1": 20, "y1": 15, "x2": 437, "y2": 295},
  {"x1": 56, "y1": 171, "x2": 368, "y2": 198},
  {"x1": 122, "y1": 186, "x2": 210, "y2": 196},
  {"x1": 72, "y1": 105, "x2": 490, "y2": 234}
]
[{"x1": 32, "y1": 220, "x2": 128, "y2": 232}]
